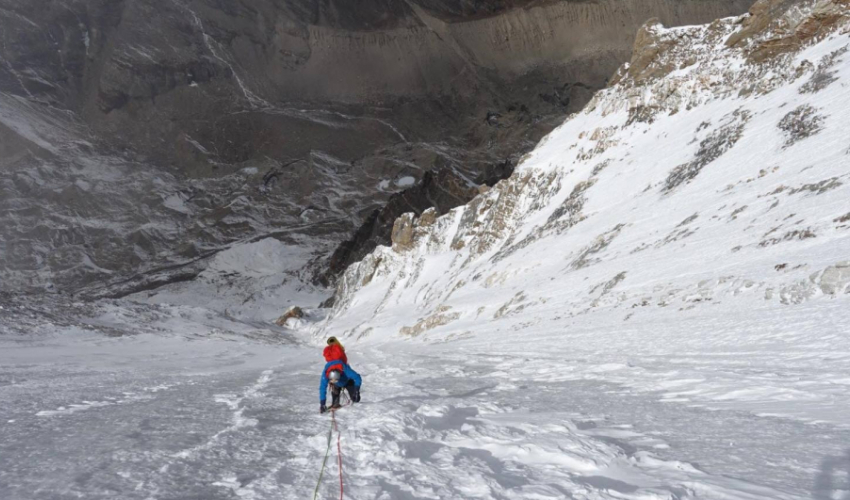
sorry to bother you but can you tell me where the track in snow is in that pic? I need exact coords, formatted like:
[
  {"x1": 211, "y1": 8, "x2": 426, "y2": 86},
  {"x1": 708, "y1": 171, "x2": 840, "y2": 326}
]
[{"x1": 2, "y1": 332, "x2": 848, "y2": 500}]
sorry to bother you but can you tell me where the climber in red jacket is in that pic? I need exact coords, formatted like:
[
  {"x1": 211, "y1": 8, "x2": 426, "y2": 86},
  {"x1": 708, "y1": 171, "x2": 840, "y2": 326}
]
[{"x1": 320, "y1": 336, "x2": 361, "y2": 413}]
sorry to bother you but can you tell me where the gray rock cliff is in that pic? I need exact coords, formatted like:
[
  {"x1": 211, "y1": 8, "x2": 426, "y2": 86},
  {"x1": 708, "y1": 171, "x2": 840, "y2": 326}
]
[{"x1": 0, "y1": 0, "x2": 753, "y2": 294}]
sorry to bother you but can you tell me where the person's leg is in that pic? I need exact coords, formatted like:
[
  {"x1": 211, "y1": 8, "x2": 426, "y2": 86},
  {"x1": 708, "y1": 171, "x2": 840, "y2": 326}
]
[
  {"x1": 345, "y1": 380, "x2": 360, "y2": 403},
  {"x1": 330, "y1": 384, "x2": 341, "y2": 408}
]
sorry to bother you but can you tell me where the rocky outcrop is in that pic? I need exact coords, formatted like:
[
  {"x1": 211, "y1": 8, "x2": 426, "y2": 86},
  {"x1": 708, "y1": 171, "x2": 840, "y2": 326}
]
[
  {"x1": 728, "y1": 0, "x2": 850, "y2": 61},
  {"x1": 274, "y1": 306, "x2": 305, "y2": 326},
  {"x1": 398, "y1": 306, "x2": 460, "y2": 337},
  {"x1": 391, "y1": 213, "x2": 417, "y2": 252},
  {"x1": 316, "y1": 161, "x2": 514, "y2": 286}
]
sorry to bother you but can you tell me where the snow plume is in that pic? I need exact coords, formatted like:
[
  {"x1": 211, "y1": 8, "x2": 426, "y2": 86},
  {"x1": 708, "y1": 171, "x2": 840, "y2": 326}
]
[{"x1": 319, "y1": 0, "x2": 850, "y2": 424}]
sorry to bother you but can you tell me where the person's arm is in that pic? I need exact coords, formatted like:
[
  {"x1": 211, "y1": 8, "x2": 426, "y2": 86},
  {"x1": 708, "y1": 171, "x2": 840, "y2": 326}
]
[
  {"x1": 319, "y1": 370, "x2": 329, "y2": 413},
  {"x1": 345, "y1": 366, "x2": 362, "y2": 387}
]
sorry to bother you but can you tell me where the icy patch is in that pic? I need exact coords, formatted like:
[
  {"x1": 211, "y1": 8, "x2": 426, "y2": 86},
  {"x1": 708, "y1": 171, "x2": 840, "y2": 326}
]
[
  {"x1": 206, "y1": 239, "x2": 296, "y2": 278},
  {"x1": 35, "y1": 383, "x2": 178, "y2": 417},
  {"x1": 130, "y1": 238, "x2": 329, "y2": 321},
  {"x1": 162, "y1": 193, "x2": 191, "y2": 214},
  {"x1": 184, "y1": 135, "x2": 211, "y2": 155},
  {"x1": 36, "y1": 400, "x2": 117, "y2": 417},
  {"x1": 395, "y1": 176, "x2": 416, "y2": 188}
]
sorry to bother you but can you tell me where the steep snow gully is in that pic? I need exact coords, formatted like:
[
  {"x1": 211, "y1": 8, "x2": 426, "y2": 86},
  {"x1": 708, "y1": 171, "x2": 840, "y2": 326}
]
[{"x1": 4, "y1": 0, "x2": 850, "y2": 499}]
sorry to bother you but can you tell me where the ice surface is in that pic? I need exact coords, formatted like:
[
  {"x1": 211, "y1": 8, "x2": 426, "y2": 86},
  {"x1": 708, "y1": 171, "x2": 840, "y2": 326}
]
[{"x1": 395, "y1": 176, "x2": 416, "y2": 188}]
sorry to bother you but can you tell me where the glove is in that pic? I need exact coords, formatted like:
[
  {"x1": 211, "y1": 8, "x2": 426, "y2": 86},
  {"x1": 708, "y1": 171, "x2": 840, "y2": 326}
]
[{"x1": 320, "y1": 403, "x2": 327, "y2": 414}]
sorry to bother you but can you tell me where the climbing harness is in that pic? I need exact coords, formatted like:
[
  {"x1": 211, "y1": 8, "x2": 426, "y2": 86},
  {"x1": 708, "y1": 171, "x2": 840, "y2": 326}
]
[{"x1": 313, "y1": 392, "x2": 351, "y2": 500}]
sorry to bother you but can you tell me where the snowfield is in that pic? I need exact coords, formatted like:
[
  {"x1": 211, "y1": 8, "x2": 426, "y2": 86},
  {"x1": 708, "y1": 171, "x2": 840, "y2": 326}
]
[
  {"x1": 4, "y1": 0, "x2": 850, "y2": 499},
  {"x1": 2, "y1": 316, "x2": 849, "y2": 499},
  {"x1": 129, "y1": 238, "x2": 328, "y2": 322}
]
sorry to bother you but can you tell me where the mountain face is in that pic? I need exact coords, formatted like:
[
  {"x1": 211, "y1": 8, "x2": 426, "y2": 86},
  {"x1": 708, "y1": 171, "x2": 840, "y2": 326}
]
[
  {"x1": 319, "y1": 0, "x2": 850, "y2": 342},
  {"x1": 0, "y1": 0, "x2": 753, "y2": 295},
  {"x1": 3, "y1": 3, "x2": 850, "y2": 498}
]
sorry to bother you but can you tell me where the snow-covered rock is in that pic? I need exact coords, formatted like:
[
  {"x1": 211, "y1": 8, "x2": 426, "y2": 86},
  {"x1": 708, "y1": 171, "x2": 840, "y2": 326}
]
[
  {"x1": 326, "y1": 0, "x2": 850, "y2": 335},
  {"x1": 316, "y1": 0, "x2": 850, "y2": 426}
]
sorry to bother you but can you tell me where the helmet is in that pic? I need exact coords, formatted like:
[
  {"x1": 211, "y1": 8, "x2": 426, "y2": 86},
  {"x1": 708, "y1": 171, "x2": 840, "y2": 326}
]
[
  {"x1": 327, "y1": 336, "x2": 339, "y2": 346},
  {"x1": 328, "y1": 370, "x2": 341, "y2": 384}
]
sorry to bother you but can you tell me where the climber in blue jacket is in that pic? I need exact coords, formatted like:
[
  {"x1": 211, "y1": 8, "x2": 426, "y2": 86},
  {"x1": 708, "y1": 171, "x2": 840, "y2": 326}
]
[{"x1": 319, "y1": 339, "x2": 362, "y2": 413}]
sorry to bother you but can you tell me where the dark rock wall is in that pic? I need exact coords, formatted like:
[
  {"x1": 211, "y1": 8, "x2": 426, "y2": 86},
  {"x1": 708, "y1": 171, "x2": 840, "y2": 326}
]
[
  {"x1": 1, "y1": 0, "x2": 752, "y2": 170},
  {"x1": 0, "y1": 0, "x2": 754, "y2": 293}
]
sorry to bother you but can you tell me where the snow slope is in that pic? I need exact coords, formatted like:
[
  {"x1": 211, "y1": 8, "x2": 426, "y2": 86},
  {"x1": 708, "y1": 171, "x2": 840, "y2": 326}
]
[
  {"x1": 319, "y1": 0, "x2": 850, "y2": 444},
  {"x1": 4, "y1": 1, "x2": 850, "y2": 499},
  {"x1": 3, "y1": 322, "x2": 849, "y2": 500}
]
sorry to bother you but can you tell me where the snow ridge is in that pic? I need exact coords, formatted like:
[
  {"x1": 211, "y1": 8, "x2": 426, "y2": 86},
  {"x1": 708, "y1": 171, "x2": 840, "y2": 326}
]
[{"x1": 318, "y1": 0, "x2": 850, "y2": 426}]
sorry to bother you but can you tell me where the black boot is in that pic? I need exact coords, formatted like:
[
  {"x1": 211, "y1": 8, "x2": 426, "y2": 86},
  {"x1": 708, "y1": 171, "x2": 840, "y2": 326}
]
[
  {"x1": 329, "y1": 385, "x2": 342, "y2": 409},
  {"x1": 346, "y1": 384, "x2": 361, "y2": 403}
]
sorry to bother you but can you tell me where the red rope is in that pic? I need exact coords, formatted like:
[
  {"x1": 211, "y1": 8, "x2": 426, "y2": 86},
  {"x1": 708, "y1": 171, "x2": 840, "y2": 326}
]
[
  {"x1": 334, "y1": 414, "x2": 345, "y2": 500},
  {"x1": 330, "y1": 390, "x2": 351, "y2": 499},
  {"x1": 335, "y1": 411, "x2": 344, "y2": 500}
]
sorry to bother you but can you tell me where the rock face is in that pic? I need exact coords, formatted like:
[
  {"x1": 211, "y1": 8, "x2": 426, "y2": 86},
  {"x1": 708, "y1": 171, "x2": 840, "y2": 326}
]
[
  {"x1": 0, "y1": 0, "x2": 755, "y2": 171},
  {"x1": 0, "y1": 0, "x2": 753, "y2": 294},
  {"x1": 391, "y1": 213, "x2": 417, "y2": 252},
  {"x1": 727, "y1": 0, "x2": 850, "y2": 60},
  {"x1": 317, "y1": 159, "x2": 515, "y2": 286}
]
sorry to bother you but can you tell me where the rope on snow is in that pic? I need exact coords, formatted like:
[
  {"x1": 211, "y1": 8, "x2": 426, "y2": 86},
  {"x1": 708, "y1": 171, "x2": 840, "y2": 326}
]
[
  {"x1": 313, "y1": 390, "x2": 352, "y2": 500},
  {"x1": 335, "y1": 410, "x2": 344, "y2": 499},
  {"x1": 312, "y1": 414, "x2": 335, "y2": 500}
]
